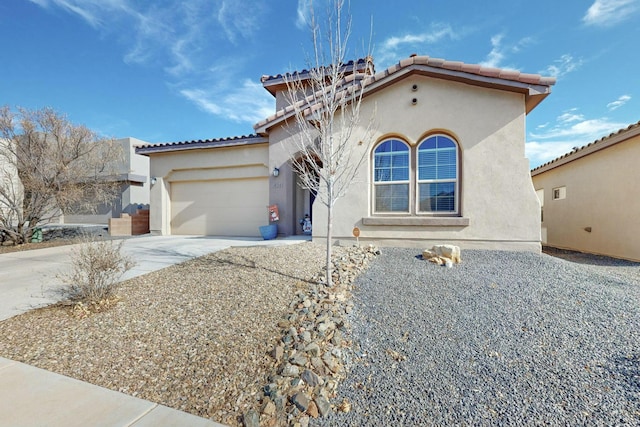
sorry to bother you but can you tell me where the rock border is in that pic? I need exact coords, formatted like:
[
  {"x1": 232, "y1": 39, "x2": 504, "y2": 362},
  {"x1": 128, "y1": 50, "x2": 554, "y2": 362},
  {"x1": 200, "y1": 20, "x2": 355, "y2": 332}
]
[{"x1": 243, "y1": 245, "x2": 380, "y2": 427}]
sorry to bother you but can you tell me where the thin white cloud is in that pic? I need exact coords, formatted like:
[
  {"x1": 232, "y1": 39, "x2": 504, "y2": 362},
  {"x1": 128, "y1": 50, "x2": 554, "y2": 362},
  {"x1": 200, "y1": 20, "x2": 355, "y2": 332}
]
[
  {"x1": 376, "y1": 23, "x2": 459, "y2": 67},
  {"x1": 526, "y1": 140, "x2": 578, "y2": 167},
  {"x1": 479, "y1": 34, "x2": 534, "y2": 69},
  {"x1": 28, "y1": 0, "x2": 131, "y2": 28},
  {"x1": 557, "y1": 108, "x2": 584, "y2": 124},
  {"x1": 217, "y1": 0, "x2": 264, "y2": 44},
  {"x1": 180, "y1": 80, "x2": 274, "y2": 124},
  {"x1": 530, "y1": 117, "x2": 625, "y2": 140},
  {"x1": 29, "y1": 0, "x2": 271, "y2": 126},
  {"x1": 606, "y1": 94, "x2": 631, "y2": 110},
  {"x1": 296, "y1": 0, "x2": 311, "y2": 29},
  {"x1": 540, "y1": 54, "x2": 584, "y2": 78},
  {"x1": 527, "y1": 109, "x2": 627, "y2": 167},
  {"x1": 480, "y1": 34, "x2": 505, "y2": 68},
  {"x1": 583, "y1": 0, "x2": 639, "y2": 26}
]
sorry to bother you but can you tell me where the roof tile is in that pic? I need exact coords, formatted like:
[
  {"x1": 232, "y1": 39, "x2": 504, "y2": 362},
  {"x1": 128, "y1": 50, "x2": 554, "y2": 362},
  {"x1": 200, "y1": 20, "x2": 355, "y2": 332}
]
[{"x1": 441, "y1": 61, "x2": 464, "y2": 71}]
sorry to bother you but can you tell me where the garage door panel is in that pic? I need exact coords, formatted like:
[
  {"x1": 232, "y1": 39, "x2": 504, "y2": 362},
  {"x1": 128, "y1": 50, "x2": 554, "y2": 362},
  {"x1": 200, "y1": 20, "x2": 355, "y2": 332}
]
[{"x1": 171, "y1": 178, "x2": 268, "y2": 236}]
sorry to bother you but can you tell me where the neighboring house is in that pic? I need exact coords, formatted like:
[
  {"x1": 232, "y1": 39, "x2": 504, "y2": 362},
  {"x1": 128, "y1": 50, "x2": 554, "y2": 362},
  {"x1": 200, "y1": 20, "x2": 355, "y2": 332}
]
[
  {"x1": 137, "y1": 55, "x2": 555, "y2": 251},
  {"x1": 61, "y1": 137, "x2": 151, "y2": 224},
  {"x1": 531, "y1": 120, "x2": 640, "y2": 261}
]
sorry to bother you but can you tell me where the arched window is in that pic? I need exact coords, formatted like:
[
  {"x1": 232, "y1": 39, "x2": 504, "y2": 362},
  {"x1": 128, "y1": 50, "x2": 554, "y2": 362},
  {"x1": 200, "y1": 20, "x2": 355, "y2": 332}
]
[
  {"x1": 373, "y1": 139, "x2": 410, "y2": 212},
  {"x1": 371, "y1": 134, "x2": 460, "y2": 215},
  {"x1": 417, "y1": 135, "x2": 458, "y2": 213}
]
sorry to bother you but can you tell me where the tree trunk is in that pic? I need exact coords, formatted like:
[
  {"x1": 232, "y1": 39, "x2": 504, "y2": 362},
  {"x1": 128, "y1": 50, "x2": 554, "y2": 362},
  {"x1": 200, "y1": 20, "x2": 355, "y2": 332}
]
[{"x1": 326, "y1": 202, "x2": 333, "y2": 287}]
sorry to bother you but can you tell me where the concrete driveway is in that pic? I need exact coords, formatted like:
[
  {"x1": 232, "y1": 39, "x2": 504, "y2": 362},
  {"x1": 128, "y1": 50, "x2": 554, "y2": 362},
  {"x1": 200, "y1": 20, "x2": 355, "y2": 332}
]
[{"x1": 0, "y1": 234, "x2": 308, "y2": 321}]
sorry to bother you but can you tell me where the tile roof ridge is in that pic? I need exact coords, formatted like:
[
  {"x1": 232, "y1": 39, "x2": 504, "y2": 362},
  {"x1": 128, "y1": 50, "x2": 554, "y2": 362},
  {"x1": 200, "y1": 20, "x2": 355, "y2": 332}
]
[
  {"x1": 139, "y1": 134, "x2": 263, "y2": 149},
  {"x1": 260, "y1": 57, "x2": 373, "y2": 83},
  {"x1": 375, "y1": 54, "x2": 556, "y2": 87}
]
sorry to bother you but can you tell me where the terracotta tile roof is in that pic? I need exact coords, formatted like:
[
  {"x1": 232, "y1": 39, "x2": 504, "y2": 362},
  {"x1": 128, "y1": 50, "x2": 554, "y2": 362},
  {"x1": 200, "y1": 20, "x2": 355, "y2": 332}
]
[
  {"x1": 531, "y1": 119, "x2": 640, "y2": 175},
  {"x1": 135, "y1": 134, "x2": 267, "y2": 155},
  {"x1": 254, "y1": 54, "x2": 556, "y2": 133},
  {"x1": 260, "y1": 58, "x2": 372, "y2": 85}
]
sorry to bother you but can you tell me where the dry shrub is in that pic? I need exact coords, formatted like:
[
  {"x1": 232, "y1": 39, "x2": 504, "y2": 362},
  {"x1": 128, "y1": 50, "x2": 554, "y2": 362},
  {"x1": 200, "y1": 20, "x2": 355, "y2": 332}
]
[{"x1": 58, "y1": 236, "x2": 135, "y2": 305}]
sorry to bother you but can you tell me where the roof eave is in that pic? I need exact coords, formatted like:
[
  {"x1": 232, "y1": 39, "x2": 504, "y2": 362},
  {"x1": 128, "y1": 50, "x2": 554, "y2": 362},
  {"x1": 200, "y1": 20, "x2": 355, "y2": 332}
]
[
  {"x1": 525, "y1": 90, "x2": 552, "y2": 114},
  {"x1": 135, "y1": 136, "x2": 269, "y2": 156}
]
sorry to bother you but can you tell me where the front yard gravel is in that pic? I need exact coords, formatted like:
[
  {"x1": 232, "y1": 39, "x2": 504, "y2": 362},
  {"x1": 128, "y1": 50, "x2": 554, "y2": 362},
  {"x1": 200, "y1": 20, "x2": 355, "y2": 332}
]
[
  {"x1": 2, "y1": 242, "x2": 639, "y2": 426},
  {"x1": 0, "y1": 242, "x2": 327, "y2": 426},
  {"x1": 312, "y1": 248, "x2": 640, "y2": 426}
]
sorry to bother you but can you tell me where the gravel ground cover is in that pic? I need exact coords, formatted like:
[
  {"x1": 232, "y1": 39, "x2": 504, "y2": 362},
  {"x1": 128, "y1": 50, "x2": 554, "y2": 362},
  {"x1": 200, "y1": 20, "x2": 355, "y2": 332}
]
[
  {"x1": 0, "y1": 242, "x2": 327, "y2": 426},
  {"x1": 313, "y1": 248, "x2": 640, "y2": 426},
  {"x1": 0, "y1": 225, "x2": 109, "y2": 254}
]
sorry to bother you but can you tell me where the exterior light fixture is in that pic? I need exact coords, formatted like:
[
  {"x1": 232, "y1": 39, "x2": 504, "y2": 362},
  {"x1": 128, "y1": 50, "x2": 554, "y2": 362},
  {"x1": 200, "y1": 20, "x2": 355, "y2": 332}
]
[
  {"x1": 272, "y1": 167, "x2": 280, "y2": 177},
  {"x1": 150, "y1": 177, "x2": 157, "y2": 185}
]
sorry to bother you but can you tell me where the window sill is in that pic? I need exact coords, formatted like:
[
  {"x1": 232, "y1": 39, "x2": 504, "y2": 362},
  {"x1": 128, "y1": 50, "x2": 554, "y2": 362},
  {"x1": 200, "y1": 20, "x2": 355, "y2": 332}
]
[{"x1": 362, "y1": 216, "x2": 470, "y2": 227}]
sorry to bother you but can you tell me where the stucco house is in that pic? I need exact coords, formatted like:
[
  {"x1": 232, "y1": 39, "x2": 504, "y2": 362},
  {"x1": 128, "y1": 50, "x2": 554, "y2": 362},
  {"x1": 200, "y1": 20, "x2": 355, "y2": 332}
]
[
  {"x1": 137, "y1": 55, "x2": 555, "y2": 251},
  {"x1": 531, "y1": 120, "x2": 640, "y2": 261}
]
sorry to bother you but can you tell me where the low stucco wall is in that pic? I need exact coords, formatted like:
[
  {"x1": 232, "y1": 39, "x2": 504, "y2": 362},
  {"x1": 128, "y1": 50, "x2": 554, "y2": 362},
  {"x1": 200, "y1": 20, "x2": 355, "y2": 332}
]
[{"x1": 532, "y1": 134, "x2": 640, "y2": 261}]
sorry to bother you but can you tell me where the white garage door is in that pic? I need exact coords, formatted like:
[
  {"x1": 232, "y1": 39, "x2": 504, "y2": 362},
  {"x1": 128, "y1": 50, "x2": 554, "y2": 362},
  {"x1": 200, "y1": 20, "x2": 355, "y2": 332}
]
[{"x1": 170, "y1": 178, "x2": 268, "y2": 236}]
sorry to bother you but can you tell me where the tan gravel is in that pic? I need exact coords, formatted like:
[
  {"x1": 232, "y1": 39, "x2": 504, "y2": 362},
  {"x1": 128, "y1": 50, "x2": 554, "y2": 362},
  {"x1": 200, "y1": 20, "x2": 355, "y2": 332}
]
[{"x1": 0, "y1": 242, "x2": 329, "y2": 426}]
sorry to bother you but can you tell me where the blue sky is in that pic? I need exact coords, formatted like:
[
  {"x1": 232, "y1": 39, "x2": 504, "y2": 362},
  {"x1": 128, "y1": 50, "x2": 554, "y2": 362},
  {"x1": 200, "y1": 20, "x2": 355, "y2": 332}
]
[{"x1": 1, "y1": 0, "x2": 638, "y2": 168}]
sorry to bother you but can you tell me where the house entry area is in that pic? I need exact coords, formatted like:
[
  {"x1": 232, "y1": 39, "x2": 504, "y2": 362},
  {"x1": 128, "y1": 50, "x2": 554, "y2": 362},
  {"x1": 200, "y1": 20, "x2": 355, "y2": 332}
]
[
  {"x1": 293, "y1": 158, "x2": 319, "y2": 235},
  {"x1": 170, "y1": 178, "x2": 268, "y2": 236}
]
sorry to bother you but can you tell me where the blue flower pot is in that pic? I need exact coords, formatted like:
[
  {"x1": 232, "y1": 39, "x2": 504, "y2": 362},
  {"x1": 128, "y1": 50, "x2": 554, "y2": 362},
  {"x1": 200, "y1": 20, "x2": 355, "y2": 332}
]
[{"x1": 259, "y1": 224, "x2": 278, "y2": 240}]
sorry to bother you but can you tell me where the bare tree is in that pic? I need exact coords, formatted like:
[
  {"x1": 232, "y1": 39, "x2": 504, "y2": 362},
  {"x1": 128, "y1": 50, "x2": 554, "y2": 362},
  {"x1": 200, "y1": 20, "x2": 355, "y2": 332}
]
[
  {"x1": 0, "y1": 106, "x2": 123, "y2": 245},
  {"x1": 282, "y1": 0, "x2": 375, "y2": 286}
]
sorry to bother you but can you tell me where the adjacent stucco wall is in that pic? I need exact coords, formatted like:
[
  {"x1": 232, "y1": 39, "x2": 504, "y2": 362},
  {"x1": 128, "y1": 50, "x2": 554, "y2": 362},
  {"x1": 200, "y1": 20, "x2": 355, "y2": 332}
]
[
  {"x1": 532, "y1": 134, "x2": 640, "y2": 261},
  {"x1": 269, "y1": 74, "x2": 541, "y2": 251},
  {"x1": 147, "y1": 143, "x2": 269, "y2": 236}
]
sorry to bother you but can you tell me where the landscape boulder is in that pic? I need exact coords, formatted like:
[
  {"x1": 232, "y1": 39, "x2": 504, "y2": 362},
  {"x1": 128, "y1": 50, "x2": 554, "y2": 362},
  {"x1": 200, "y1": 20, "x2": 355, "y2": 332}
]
[{"x1": 423, "y1": 244, "x2": 461, "y2": 266}]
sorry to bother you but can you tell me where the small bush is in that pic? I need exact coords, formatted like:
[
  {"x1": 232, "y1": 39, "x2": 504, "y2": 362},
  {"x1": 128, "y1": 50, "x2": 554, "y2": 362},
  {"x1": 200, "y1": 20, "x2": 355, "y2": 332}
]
[{"x1": 58, "y1": 236, "x2": 135, "y2": 305}]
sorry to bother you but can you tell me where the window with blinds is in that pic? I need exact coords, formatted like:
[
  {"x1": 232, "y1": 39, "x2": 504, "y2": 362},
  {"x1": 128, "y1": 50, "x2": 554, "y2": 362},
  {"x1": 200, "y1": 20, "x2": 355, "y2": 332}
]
[
  {"x1": 372, "y1": 134, "x2": 460, "y2": 215},
  {"x1": 373, "y1": 139, "x2": 409, "y2": 212},
  {"x1": 417, "y1": 135, "x2": 458, "y2": 213}
]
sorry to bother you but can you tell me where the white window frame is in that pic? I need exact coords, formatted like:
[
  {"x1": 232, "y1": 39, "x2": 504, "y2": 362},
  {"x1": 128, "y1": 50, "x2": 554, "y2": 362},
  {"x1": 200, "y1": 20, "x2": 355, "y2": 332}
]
[
  {"x1": 416, "y1": 135, "x2": 459, "y2": 215},
  {"x1": 552, "y1": 186, "x2": 566, "y2": 200},
  {"x1": 372, "y1": 139, "x2": 411, "y2": 214}
]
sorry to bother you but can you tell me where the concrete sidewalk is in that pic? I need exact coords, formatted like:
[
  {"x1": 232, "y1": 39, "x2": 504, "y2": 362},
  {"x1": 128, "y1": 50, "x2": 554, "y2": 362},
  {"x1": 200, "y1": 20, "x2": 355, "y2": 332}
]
[
  {"x1": 0, "y1": 357, "x2": 226, "y2": 427},
  {"x1": 0, "y1": 234, "x2": 309, "y2": 426}
]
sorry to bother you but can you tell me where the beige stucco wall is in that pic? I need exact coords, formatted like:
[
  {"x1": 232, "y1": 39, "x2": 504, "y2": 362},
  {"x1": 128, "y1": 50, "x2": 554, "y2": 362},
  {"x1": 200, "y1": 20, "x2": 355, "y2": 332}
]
[
  {"x1": 532, "y1": 134, "x2": 640, "y2": 261},
  {"x1": 147, "y1": 143, "x2": 269, "y2": 236},
  {"x1": 268, "y1": 74, "x2": 541, "y2": 251}
]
